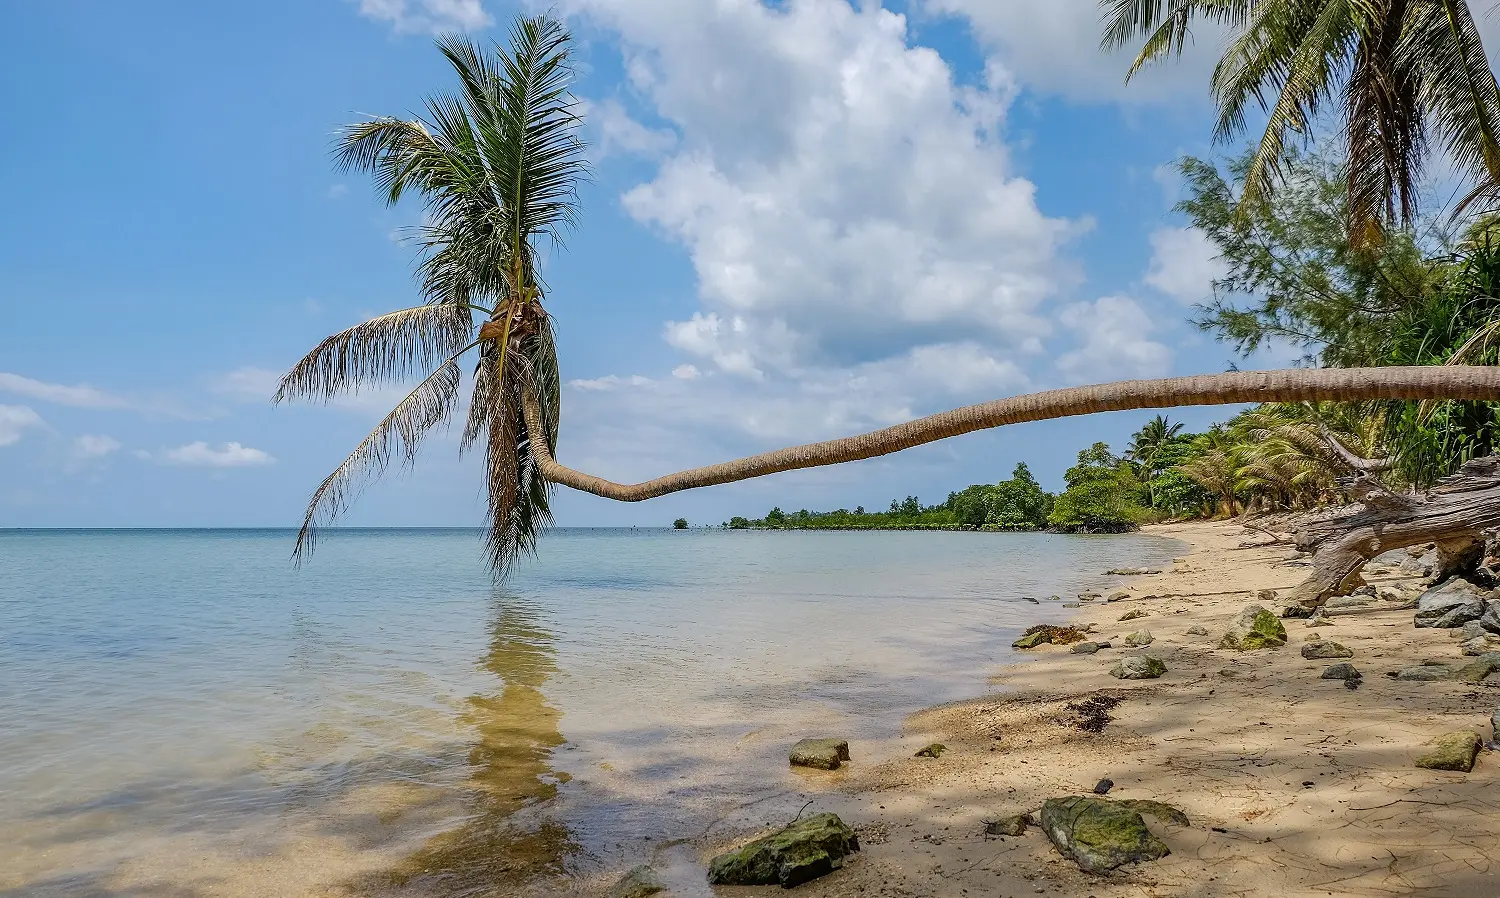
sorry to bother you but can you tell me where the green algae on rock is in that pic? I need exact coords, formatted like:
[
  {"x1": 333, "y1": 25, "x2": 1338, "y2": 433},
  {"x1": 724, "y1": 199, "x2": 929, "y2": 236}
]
[
  {"x1": 707, "y1": 812, "x2": 860, "y2": 888},
  {"x1": 1039, "y1": 796, "x2": 1169, "y2": 873},
  {"x1": 1220, "y1": 604, "x2": 1287, "y2": 650},
  {"x1": 1110, "y1": 655, "x2": 1166, "y2": 680},
  {"x1": 607, "y1": 865, "x2": 665, "y2": 898},
  {"x1": 1415, "y1": 731, "x2": 1483, "y2": 772},
  {"x1": 914, "y1": 743, "x2": 946, "y2": 758},
  {"x1": 1112, "y1": 798, "x2": 1190, "y2": 828}
]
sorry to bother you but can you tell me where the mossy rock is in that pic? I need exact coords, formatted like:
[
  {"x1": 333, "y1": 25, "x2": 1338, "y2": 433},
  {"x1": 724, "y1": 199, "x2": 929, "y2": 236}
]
[
  {"x1": 1039, "y1": 796, "x2": 1169, "y2": 873},
  {"x1": 1119, "y1": 609, "x2": 1150, "y2": 621},
  {"x1": 707, "y1": 812, "x2": 860, "y2": 888},
  {"x1": 1013, "y1": 631, "x2": 1051, "y2": 649},
  {"x1": 984, "y1": 812, "x2": 1033, "y2": 837},
  {"x1": 1453, "y1": 659, "x2": 1500, "y2": 684},
  {"x1": 914, "y1": 743, "x2": 946, "y2": 758},
  {"x1": 1112, "y1": 799, "x2": 1190, "y2": 828},
  {"x1": 1219, "y1": 604, "x2": 1287, "y2": 651},
  {"x1": 790, "y1": 738, "x2": 850, "y2": 770},
  {"x1": 1300, "y1": 641, "x2": 1353, "y2": 660},
  {"x1": 1123, "y1": 630, "x2": 1154, "y2": 648},
  {"x1": 1415, "y1": 731, "x2": 1483, "y2": 772},
  {"x1": 608, "y1": 865, "x2": 665, "y2": 898},
  {"x1": 1110, "y1": 655, "x2": 1166, "y2": 680}
]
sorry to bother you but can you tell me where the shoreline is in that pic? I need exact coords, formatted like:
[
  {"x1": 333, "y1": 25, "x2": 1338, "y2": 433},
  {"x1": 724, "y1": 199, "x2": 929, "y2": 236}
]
[{"x1": 693, "y1": 520, "x2": 1500, "y2": 898}]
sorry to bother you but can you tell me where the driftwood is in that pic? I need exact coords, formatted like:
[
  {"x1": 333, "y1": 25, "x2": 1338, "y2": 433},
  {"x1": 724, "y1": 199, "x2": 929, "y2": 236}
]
[{"x1": 1287, "y1": 455, "x2": 1500, "y2": 607}]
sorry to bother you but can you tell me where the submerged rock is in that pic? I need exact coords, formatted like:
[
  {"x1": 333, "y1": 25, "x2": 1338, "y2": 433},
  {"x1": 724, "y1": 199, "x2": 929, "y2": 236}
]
[
  {"x1": 1220, "y1": 605, "x2": 1287, "y2": 650},
  {"x1": 707, "y1": 813, "x2": 860, "y2": 888},
  {"x1": 1107, "y1": 568, "x2": 1161, "y2": 576},
  {"x1": 1110, "y1": 656, "x2": 1166, "y2": 680},
  {"x1": 1301, "y1": 641, "x2": 1353, "y2": 660},
  {"x1": 1123, "y1": 630, "x2": 1154, "y2": 648},
  {"x1": 790, "y1": 738, "x2": 850, "y2": 770},
  {"x1": 984, "y1": 813, "x2": 1033, "y2": 837},
  {"x1": 1013, "y1": 630, "x2": 1051, "y2": 649},
  {"x1": 1415, "y1": 731, "x2": 1483, "y2": 772},
  {"x1": 1039, "y1": 796, "x2": 1169, "y2": 874},
  {"x1": 608, "y1": 866, "x2": 665, "y2": 898}
]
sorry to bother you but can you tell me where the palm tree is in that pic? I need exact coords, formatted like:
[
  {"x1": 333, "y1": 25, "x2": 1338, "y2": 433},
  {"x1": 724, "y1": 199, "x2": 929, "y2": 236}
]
[
  {"x1": 276, "y1": 14, "x2": 586, "y2": 572},
  {"x1": 1099, "y1": 0, "x2": 1500, "y2": 238},
  {"x1": 1127, "y1": 414, "x2": 1185, "y2": 507}
]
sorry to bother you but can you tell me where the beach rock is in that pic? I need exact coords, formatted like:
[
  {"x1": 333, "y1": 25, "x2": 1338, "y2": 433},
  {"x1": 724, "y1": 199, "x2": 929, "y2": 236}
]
[
  {"x1": 1461, "y1": 620, "x2": 1488, "y2": 640},
  {"x1": 914, "y1": 743, "x2": 946, "y2": 758},
  {"x1": 1071, "y1": 641, "x2": 1102, "y2": 655},
  {"x1": 1480, "y1": 601, "x2": 1500, "y2": 634},
  {"x1": 1301, "y1": 641, "x2": 1354, "y2": 660},
  {"x1": 985, "y1": 813, "x2": 1033, "y2": 837},
  {"x1": 1396, "y1": 664, "x2": 1454, "y2": 682},
  {"x1": 1492, "y1": 708, "x2": 1500, "y2": 739},
  {"x1": 1123, "y1": 630, "x2": 1154, "y2": 648},
  {"x1": 1093, "y1": 778, "x2": 1114, "y2": 795},
  {"x1": 1063, "y1": 602, "x2": 1082, "y2": 608},
  {"x1": 1113, "y1": 799, "x2": 1190, "y2": 827},
  {"x1": 608, "y1": 866, "x2": 665, "y2": 898},
  {"x1": 1322, "y1": 662, "x2": 1363, "y2": 682},
  {"x1": 1220, "y1": 605, "x2": 1287, "y2": 650},
  {"x1": 1012, "y1": 631, "x2": 1051, "y2": 649},
  {"x1": 1377, "y1": 586, "x2": 1406, "y2": 602},
  {"x1": 1415, "y1": 731, "x2": 1483, "y2": 772},
  {"x1": 1107, "y1": 591, "x2": 1130, "y2": 603},
  {"x1": 1306, "y1": 614, "x2": 1335, "y2": 627},
  {"x1": 790, "y1": 739, "x2": 850, "y2": 771},
  {"x1": 1455, "y1": 657, "x2": 1500, "y2": 684},
  {"x1": 1257, "y1": 589, "x2": 1279, "y2": 602},
  {"x1": 707, "y1": 812, "x2": 860, "y2": 888},
  {"x1": 1461, "y1": 635, "x2": 1500, "y2": 656},
  {"x1": 1325, "y1": 594, "x2": 1375, "y2": 611},
  {"x1": 1048, "y1": 595, "x2": 1062, "y2": 601},
  {"x1": 1107, "y1": 568, "x2": 1161, "y2": 576},
  {"x1": 1119, "y1": 609, "x2": 1150, "y2": 621},
  {"x1": 1353, "y1": 585, "x2": 1378, "y2": 597},
  {"x1": 1110, "y1": 656, "x2": 1166, "y2": 680},
  {"x1": 1186, "y1": 626, "x2": 1209, "y2": 636},
  {"x1": 1039, "y1": 796, "x2": 1169, "y2": 874},
  {"x1": 1281, "y1": 604, "x2": 1314, "y2": 619},
  {"x1": 1079, "y1": 593, "x2": 1102, "y2": 602},
  {"x1": 1414, "y1": 579, "x2": 1490, "y2": 627}
]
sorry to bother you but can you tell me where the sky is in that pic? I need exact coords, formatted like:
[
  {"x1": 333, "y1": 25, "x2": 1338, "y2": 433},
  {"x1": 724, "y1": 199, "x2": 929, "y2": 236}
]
[{"x1": 0, "y1": 0, "x2": 1291, "y2": 529}]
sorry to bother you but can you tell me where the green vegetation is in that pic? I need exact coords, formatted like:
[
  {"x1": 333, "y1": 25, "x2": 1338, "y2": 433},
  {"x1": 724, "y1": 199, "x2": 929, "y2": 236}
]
[{"x1": 672, "y1": 518, "x2": 688, "y2": 530}]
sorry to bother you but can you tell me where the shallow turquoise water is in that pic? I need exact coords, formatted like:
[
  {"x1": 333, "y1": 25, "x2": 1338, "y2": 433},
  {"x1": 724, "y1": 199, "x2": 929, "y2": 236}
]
[{"x1": 0, "y1": 527, "x2": 1181, "y2": 896}]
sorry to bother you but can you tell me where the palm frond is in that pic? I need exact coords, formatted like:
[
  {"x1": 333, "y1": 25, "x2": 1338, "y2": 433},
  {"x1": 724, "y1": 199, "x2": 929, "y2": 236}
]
[
  {"x1": 274, "y1": 304, "x2": 479, "y2": 402},
  {"x1": 292, "y1": 342, "x2": 476, "y2": 562}
]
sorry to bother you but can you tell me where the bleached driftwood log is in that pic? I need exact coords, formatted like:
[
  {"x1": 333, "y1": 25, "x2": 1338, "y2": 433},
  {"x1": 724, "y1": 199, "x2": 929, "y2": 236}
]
[{"x1": 1287, "y1": 456, "x2": 1500, "y2": 607}]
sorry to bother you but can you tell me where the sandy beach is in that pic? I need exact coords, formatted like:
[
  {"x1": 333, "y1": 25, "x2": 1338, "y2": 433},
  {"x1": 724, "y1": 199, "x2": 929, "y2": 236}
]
[{"x1": 695, "y1": 520, "x2": 1500, "y2": 898}]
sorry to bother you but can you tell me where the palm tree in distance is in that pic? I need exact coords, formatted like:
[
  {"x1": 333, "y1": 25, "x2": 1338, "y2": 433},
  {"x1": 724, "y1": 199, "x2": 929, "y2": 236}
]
[
  {"x1": 275, "y1": 15, "x2": 586, "y2": 572},
  {"x1": 1127, "y1": 414, "x2": 1185, "y2": 508},
  {"x1": 1099, "y1": 0, "x2": 1500, "y2": 240}
]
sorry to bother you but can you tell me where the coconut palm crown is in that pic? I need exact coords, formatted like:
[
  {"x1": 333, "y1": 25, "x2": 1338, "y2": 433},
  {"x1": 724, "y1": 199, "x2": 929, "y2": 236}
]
[
  {"x1": 276, "y1": 15, "x2": 586, "y2": 573},
  {"x1": 1100, "y1": 0, "x2": 1500, "y2": 239}
]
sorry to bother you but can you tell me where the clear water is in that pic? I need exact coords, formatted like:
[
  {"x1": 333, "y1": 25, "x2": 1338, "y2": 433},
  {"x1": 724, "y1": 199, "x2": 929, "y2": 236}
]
[{"x1": 0, "y1": 527, "x2": 1181, "y2": 897}]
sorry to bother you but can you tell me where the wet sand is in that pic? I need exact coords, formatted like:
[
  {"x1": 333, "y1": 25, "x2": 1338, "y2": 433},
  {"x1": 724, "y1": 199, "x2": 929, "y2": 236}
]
[{"x1": 683, "y1": 521, "x2": 1500, "y2": 898}]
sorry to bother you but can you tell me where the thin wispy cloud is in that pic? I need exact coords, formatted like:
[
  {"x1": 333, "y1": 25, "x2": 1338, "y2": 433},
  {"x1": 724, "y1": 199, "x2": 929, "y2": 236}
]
[
  {"x1": 73, "y1": 434, "x2": 121, "y2": 459},
  {"x1": 356, "y1": 0, "x2": 492, "y2": 34},
  {"x1": 0, "y1": 372, "x2": 130, "y2": 409},
  {"x1": 155, "y1": 441, "x2": 275, "y2": 468}
]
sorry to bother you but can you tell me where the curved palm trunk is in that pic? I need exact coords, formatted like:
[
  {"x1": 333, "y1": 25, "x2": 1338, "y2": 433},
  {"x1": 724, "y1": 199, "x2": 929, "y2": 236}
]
[{"x1": 524, "y1": 366, "x2": 1500, "y2": 501}]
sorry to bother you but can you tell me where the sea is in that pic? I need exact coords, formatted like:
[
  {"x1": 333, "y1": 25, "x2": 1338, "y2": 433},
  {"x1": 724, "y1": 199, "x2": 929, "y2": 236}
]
[{"x1": 0, "y1": 527, "x2": 1182, "y2": 897}]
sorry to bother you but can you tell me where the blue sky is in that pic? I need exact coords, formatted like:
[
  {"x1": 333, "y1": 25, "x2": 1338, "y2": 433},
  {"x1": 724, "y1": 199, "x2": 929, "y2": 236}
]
[{"x1": 1, "y1": 0, "x2": 1276, "y2": 529}]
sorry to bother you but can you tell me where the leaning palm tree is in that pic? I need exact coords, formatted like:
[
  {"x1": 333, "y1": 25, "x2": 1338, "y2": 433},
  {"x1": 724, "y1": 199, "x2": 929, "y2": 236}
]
[
  {"x1": 1099, "y1": 0, "x2": 1500, "y2": 238},
  {"x1": 276, "y1": 14, "x2": 585, "y2": 572}
]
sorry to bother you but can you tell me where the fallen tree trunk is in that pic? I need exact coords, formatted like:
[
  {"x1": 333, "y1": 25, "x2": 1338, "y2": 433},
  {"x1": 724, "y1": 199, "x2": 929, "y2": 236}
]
[{"x1": 1287, "y1": 456, "x2": 1500, "y2": 607}]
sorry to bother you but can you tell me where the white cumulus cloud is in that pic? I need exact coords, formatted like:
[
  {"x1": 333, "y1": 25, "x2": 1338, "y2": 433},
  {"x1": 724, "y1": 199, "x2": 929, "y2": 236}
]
[
  {"x1": 1144, "y1": 226, "x2": 1227, "y2": 305},
  {"x1": 160, "y1": 441, "x2": 275, "y2": 468},
  {"x1": 0, "y1": 405, "x2": 44, "y2": 447},
  {"x1": 1056, "y1": 295, "x2": 1171, "y2": 383}
]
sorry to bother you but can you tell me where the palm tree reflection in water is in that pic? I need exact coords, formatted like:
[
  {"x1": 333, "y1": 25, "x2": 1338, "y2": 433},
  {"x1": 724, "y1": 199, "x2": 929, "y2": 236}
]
[{"x1": 384, "y1": 597, "x2": 574, "y2": 895}]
